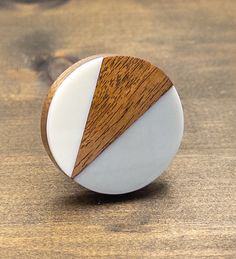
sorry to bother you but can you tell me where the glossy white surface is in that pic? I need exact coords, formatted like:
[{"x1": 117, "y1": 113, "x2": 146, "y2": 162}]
[
  {"x1": 75, "y1": 86, "x2": 184, "y2": 194},
  {"x1": 46, "y1": 57, "x2": 103, "y2": 176}
]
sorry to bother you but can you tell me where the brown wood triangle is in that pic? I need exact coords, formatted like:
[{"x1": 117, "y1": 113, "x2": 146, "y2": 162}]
[{"x1": 72, "y1": 55, "x2": 173, "y2": 178}]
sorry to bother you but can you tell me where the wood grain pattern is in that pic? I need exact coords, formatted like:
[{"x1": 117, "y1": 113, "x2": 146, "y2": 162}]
[
  {"x1": 72, "y1": 56, "x2": 172, "y2": 177},
  {"x1": 0, "y1": 0, "x2": 235, "y2": 258}
]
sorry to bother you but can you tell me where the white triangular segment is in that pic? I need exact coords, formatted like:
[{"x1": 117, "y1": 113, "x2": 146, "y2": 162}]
[
  {"x1": 75, "y1": 86, "x2": 184, "y2": 194},
  {"x1": 46, "y1": 57, "x2": 103, "y2": 176}
]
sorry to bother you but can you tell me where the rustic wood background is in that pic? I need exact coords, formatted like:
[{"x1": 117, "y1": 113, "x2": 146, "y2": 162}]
[{"x1": 0, "y1": 0, "x2": 235, "y2": 258}]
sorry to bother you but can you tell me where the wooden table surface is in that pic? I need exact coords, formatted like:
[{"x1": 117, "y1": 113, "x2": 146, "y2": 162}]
[{"x1": 0, "y1": 1, "x2": 235, "y2": 258}]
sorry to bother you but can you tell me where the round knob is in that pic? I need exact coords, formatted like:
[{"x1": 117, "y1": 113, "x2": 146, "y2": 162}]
[{"x1": 41, "y1": 54, "x2": 184, "y2": 194}]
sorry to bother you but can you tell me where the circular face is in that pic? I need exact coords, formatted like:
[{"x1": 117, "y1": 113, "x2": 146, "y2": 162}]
[{"x1": 41, "y1": 55, "x2": 184, "y2": 194}]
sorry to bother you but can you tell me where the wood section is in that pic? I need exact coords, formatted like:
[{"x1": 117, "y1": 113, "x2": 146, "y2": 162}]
[
  {"x1": 72, "y1": 56, "x2": 172, "y2": 177},
  {"x1": 1, "y1": 1, "x2": 236, "y2": 258}
]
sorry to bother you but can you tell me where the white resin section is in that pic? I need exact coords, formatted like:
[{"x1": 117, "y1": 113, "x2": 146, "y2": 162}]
[
  {"x1": 46, "y1": 57, "x2": 103, "y2": 176},
  {"x1": 75, "y1": 86, "x2": 184, "y2": 194}
]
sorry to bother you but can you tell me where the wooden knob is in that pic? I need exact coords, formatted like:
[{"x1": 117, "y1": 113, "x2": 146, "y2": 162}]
[{"x1": 41, "y1": 54, "x2": 184, "y2": 194}]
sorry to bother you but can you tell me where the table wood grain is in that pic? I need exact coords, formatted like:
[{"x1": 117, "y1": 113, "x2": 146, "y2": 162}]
[{"x1": 0, "y1": 0, "x2": 235, "y2": 258}]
